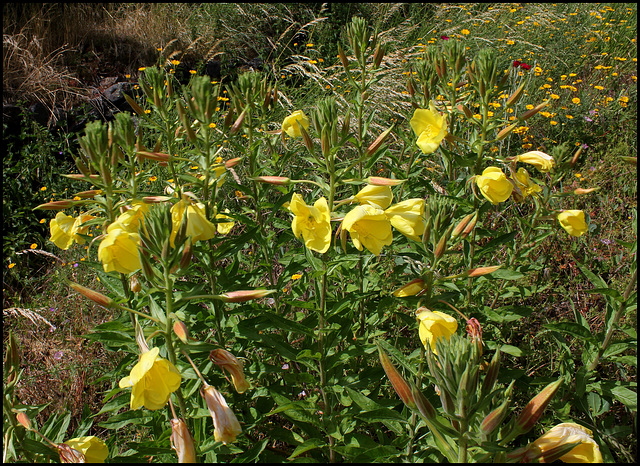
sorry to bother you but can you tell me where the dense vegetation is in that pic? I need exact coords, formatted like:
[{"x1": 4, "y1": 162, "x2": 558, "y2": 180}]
[{"x1": 3, "y1": 3, "x2": 636, "y2": 463}]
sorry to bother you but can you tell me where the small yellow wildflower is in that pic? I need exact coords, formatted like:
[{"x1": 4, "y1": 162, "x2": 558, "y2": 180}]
[
  {"x1": 461, "y1": 29, "x2": 470, "y2": 35},
  {"x1": 572, "y1": 98, "x2": 581, "y2": 104}
]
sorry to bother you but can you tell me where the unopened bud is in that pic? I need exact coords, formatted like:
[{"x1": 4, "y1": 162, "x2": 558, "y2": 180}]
[
  {"x1": 142, "y1": 195, "x2": 173, "y2": 203},
  {"x1": 68, "y1": 282, "x2": 115, "y2": 308},
  {"x1": 457, "y1": 104, "x2": 474, "y2": 120},
  {"x1": 519, "y1": 101, "x2": 548, "y2": 121},
  {"x1": 392, "y1": 279, "x2": 426, "y2": 297},
  {"x1": 365, "y1": 176, "x2": 405, "y2": 186},
  {"x1": 570, "y1": 145, "x2": 583, "y2": 167},
  {"x1": 412, "y1": 384, "x2": 436, "y2": 420},
  {"x1": 338, "y1": 43, "x2": 350, "y2": 71},
  {"x1": 251, "y1": 176, "x2": 291, "y2": 185},
  {"x1": 229, "y1": 109, "x2": 246, "y2": 135},
  {"x1": 16, "y1": 411, "x2": 32, "y2": 430},
  {"x1": 514, "y1": 379, "x2": 562, "y2": 433},
  {"x1": 124, "y1": 94, "x2": 147, "y2": 117},
  {"x1": 460, "y1": 212, "x2": 478, "y2": 239},
  {"x1": 219, "y1": 289, "x2": 275, "y2": 303},
  {"x1": 434, "y1": 232, "x2": 448, "y2": 261},
  {"x1": 451, "y1": 212, "x2": 475, "y2": 238},
  {"x1": 179, "y1": 240, "x2": 192, "y2": 269},
  {"x1": 225, "y1": 157, "x2": 242, "y2": 168},
  {"x1": 378, "y1": 344, "x2": 416, "y2": 409},
  {"x1": 506, "y1": 84, "x2": 525, "y2": 107},
  {"x1": 574, "y1": 187, "x2": 598, "y2": 195},
  {"x1": 34, "y1": 200, "x2": 77, "y2": 210},
  {"x1": 620, "y1": 156, "x2": 637, "y2": 165},
  {"x1": 481, "y1": 349, "x2": 501, "y2": 396},
  {"x1": 73, "y1": 189, "x2": 103, "y2": 199},
  {"x1": 373, "y1": 43, "x2": 385, "y2": 68},
  {"x1": 299, "y1": 124, "x2": 315, "y2": 155},
  {"x1": 365, "y1": 126, "x2": 393, "y2": 157},
  {"x1": 496, "y1": 122, "x2": 518, "y2": 141},
  {"x1": 173, "y1": 320, "x2": 189, "y2": 344},
  {"x1": 467, "y1": 265, "x2": 502, "y2": 277},
  {"x1": 480, "y1": 382, "x2": 514, "y2": 435},
  {"x1": 137, "y1": 151, "x2": 171, "y2": 163}
]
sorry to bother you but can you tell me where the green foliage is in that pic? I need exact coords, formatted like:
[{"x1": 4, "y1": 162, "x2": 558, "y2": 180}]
[{"x1": 3, "y1": 3, "x2": 636, "y2": 464}]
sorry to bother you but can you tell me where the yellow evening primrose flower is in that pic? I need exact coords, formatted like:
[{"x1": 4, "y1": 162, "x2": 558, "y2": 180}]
[
  {"x1": 342, "y1": 204, "x2": 393, "y2": 256},
  {"x1": 416, "y1": 309, "x2": 458, "y2": 354},
  {"x1": 119, "y1": 347, "x2": 182, "y2": 410},
  {"x1": 353, "y1": 184, "x2": 393, "y2": 209},
  {"x1": 475, "y1": 167, "x2": 514, "y2": 205},
  {"x1": 63, "y1": 436, "x2": 109, "y2": 463},
  {"x1": 170, "y1": 197, "x2": 217, "y2": 247},
  {"x1": 215, "y1": 210, "x2": 235, "y2": 235},
  {"x1": 516, "y1": 150, "x2": 555, "y2": 172},
  {"x1": 49, "y1": 212, "x2": 95, "y2": 250},
  {"x1": 557, "y1": 210, "x2": 588, "y2": 237},
  {"x1": 410, "y1": 103, "x2": 448, "y2": 154},
  {"x1": 281, "y1": 110, "x2": 310, "y2": 138},
  {"x1": 98, "y1": 223, "x2": 142, "y2": 274},
  {"x1": 513, "y1": 167, "x2": 542, "y2": 198},
  {"x1": 289, "y1": 193, "x2": 332, "y2": 253},
  {"x1": 114, "y1": 202, "x2": 150, "y2": 233},
  {"x1": 529, "y1": 422, "x2": 603, "y2": 463},
  {"x1": 384, "y1": 198, "x2": 426, "y2": 242},
  {"x1": 201, "y1": 384, "x2": 242, "y2": 444}
]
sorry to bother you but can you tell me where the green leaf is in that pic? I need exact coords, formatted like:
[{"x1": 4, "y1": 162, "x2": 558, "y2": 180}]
[
  {"x1": 287, "y1": 438, "x2": 326, "y2": 460},
  {"x1": 611, "y1": 386, "x2": 637, "y2": 411},
  {"x1": 499, "y1": 344, "x2": 524, "y2": 357},
  {"x1": 492, "y1": 268, "x2": 525, "y2": 280},
  {"x1": 543, "y1": 322, "x2": 596, "y2": 343}
]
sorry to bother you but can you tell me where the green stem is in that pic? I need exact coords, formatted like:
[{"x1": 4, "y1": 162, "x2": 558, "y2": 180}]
[
  {"x1": 318, "y1": 256, "x2": 335, "y2": 462},
  {"x1": 587, "y1": 268, "x2": 637, "y2": 372}
]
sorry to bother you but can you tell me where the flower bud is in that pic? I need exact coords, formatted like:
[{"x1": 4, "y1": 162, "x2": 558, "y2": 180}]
[
  {"x1": 73, "y1": 189, "x2": 103, "y2": 199},
  {"x1": 496, "y1": 122, "x2": 518, "y2": 141},
  {"x1": 251, "y1": 176, "x2": 291, "y2": 185},
  {"x1": 137, "y1": 151, "x2": 171, "y2": 163},
  {"x1": 365, "y1": 176, "x2": 405, "y2": 186},
  {"x1": 480, "y1": 382, "x2": 514, "y2": 435},
  {"x1": 225, "y1": 157, "x2": 242, "y2": 169},
  {"x1": 460, "y1": 212, "x2": 478, "y2": 239},
  {"x1": 170, "y1": 418, "x2": 197, "y2": 463},
  {"x1": 411, "y1": 384, "x2": 436, "y2": 420},
  {"x1": 505, "y1": 84, "x2": 525, "y2": 107},
  {"x1": 481, "y1": 349, "x2": 501, "y2": 397},
  {"x1": 365, "y1": 126, "x2": 393, "y2": 157},
  {"x1": 34, "y1": 200, "x2": 77, "y2": 210},
  {"x1": 519, "y1": 101, "x2": 548, "y2": 121},
  {"x1": 378, "y1": 344, "x2": 416, "y2": 409},
  {"x1": 466, "y1": 265, "x2": 502, "y2": 277},
  {"x1": 514, "y1": 379, "x2": 562, "y2": 433},
  {"x1": 219, "y1": 289, "x2": 275, "y2": 303},
  {"x1": 451, "y1": 212, "x2": 475, "y2": 238},
  {"x1": 570, "y1": 145, "x2": 583, "y2": 167},
  {"x1": 124, "y1": 93, "x2": 147, "y2": 117},
  {"x1": 68, "y1": 282, "x2": 115, "y2": 308},
  {"x1": 574, "y1": 187, "x2": 598, "y2": 195},
  {"x1": 392, "y1": 278, "x2": 426, "y2": 297},
  {"x1": 16, "y1": 411, "x2": 32, "y2": 430},
  {"x1": 338, "y1": 43, "x2": 350, "y2": 71},
  {"x1": 173, "y1": 320, "x2": 189, "y2": 344}
]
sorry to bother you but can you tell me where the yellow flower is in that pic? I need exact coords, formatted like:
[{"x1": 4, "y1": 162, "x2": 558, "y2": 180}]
[
  {"x1": 557, "y1": 210, "x2": 588, "y2": 237},
  {"x1": 97, "y1": 224, "x2": 142, "y2": 274},
  {"x1": 416, "y1": 309, "x2": 458, "y2": 354},
  {"x1": 170, "y1": 197, "x2": 217, "y2": 247},
  {"x1": 209, "y1": 349, "x2": 250, "y2": 393},
  {"x1": 342, "y1": 205, "x2": 393, "y2": 256},
  {"x1": 114, "y1": 202, "x2": 150, "y2": 233},
  {"x1": 119, "y1": 347, "x2": 181, "y2": 410},
  {"x1": 49, "y1": 212, "x2": 95, "y2": 250},
  {"x1": 572, "y1": 97, "x2": 581, "y2": 104},
  {"x1": 353, "y1": 184, "x2": 393, "y2": 209},
  {"x1": 516, "y1": 150, "x2": 556, "y2": 172},
  {"x1": 461, "y1": 29, "x2": 470, "y2": 35},
  {"x1": 201, "y1": 384, "x2": 242, "y2": 444},
  {"x1": 529, "y1": 422, "x2": 603, "y2": 463},
  {"x1": 63, "y1": 436, "x2": 109, "y2": 463},
  {"x1": 281, "y1": 110, "x2": 310, "y2": 138},
  {"x1": 410, "y1": 103, "x2": 448, "y2": 154},
  {"x1": 513, "y1": 168, "x2": 542, "y2": 198},
  {"x1": 289, "y1": 193, "x2": 332, "y2": 253},
  {"x1": 215, "y1": 210, "x2": 235, "y2": 235},
  {"x1": 384, "y1": 199, "x2": 426, "y2": 242},
  {"x1": 475, "y1": 167, "x2": 514, "y2": 205}
]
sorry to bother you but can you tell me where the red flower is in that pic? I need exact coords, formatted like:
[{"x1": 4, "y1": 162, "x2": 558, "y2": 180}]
[
  {"x1": 440, "y1": 35, "x2": 450, "y2": 40},
  {"x1": 513, "y1": 60, "x2": 521, "y2": 68},
  {"x1": 520, "y1": 63, "x2": 531, "y2": 70}
]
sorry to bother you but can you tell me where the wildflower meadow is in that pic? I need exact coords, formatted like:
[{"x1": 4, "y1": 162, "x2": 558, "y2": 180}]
[{"x1": 3, "y1": 3, "x2": 637, "y2": 463}]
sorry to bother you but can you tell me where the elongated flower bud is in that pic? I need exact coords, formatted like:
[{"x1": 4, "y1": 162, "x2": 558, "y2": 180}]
[
  {"x1": 467, "y1": 265, "x2": 502, "y2": 277},
  {"x1": 574, "y1": 187, "x2": 598, "y2": 195},
  {"x1": 220, "y1": 289, "x2": 275, "y2": 303},
  {"x1": 251, "y1": 176, "x2": 291, "y2": 185},
  {"x1": 173, "y1": 320, "x2": 189, "y2": 344},
  {"x1": 365, "y1": 176, "x2": 405, "y2": 186},
  {"x1": 519, "y1": 101, "x2": 548, "y2": 121},
  {"x1": 34, "y1": 200, "x2": 77, "y2": 210},
  {"x1": 480, "y1": 381, "x2": 514, "y2": 435},
  {"x1": 411, "y1": 384, "x2": 436, "y2": 420},
  {"x1": 68, "y1": 282, "x2": 115, "y2": 308},
  {"x1": 378, "y1": 345, "x2": 416, "y2": 409},
  {"x1": 365, "y1": 126, "x2": 393, "y2": 157},
  {"x1": 451, "y1": 212, "x2": 475, "y2": 238},
  {"x1": 514, "y1": 379, "x2": 562, "y2": 433},
  {"x1": 124, "y1": 93, "x2": 147, "y2": 117},
  {"x1": 496, "y1": 122, "x2": 518, "y2": 141},
  {"x1": 506, "y1": 84, "x2": 525, "y2": 107},
  {"x1": 460, "y1": 212, "x2": 478, "y2": 239},
  {"x1": 570, "y1": 145, "x2": 583, "y2": 167},
  {"x1": 338, "y1": 43, "x2": 350, "y2": 71},
  {"x1": 229, "y1": 109, "x2": 246, "y2": 135}
]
